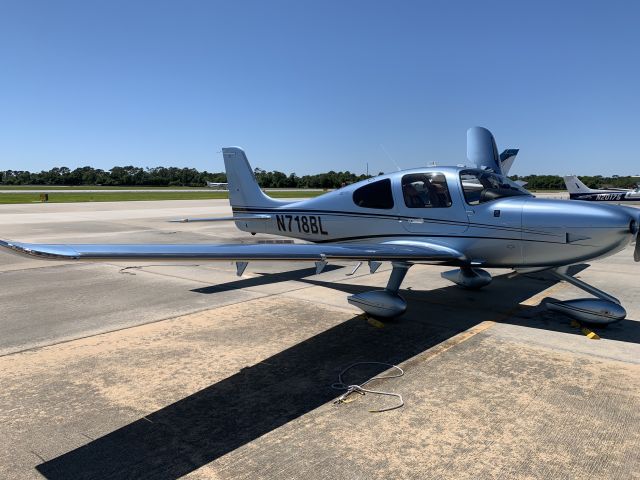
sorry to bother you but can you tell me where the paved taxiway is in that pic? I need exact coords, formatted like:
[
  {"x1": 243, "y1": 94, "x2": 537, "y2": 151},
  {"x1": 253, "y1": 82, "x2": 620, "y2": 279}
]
[{"x1": 1, "y1": 199, "x2": 639, "y2": 479}]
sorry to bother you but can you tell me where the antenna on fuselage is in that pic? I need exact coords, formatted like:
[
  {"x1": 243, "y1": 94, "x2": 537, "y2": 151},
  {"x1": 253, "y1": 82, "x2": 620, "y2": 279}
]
[{"x1": 380, "y1": 144, "x2": 402, "y2": 172}]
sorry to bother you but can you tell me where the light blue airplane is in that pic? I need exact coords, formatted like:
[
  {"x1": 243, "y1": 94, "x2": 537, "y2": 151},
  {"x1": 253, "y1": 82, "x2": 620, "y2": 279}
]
[{"x1": 2, "y1": 128, "x2": 638, "y2": 324}]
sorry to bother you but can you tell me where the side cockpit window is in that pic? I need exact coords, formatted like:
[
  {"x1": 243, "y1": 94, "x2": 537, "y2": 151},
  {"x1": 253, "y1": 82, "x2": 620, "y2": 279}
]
[
  {"x1": 352, "y1": 178, "x2": 394, "y2": 209},
  {"x1": 402, "y1": 173, "x2": 452, "y2": 208}
]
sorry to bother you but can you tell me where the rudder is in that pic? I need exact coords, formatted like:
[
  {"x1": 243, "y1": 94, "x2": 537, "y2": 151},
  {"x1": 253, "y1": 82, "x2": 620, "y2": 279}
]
[
  {"x1": 222, "y1": 147, "x2": 285, "y2": 208},
  {"x1": 563, "y1": 175, "x2": 593, "y2": 194},
  {"x1": 499, "y1": 149, "x2": 519, "y2": 176}
]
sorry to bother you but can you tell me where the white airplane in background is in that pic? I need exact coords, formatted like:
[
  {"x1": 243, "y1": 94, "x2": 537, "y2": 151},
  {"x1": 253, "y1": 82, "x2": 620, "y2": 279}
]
[
  {"x1": 206, "y1": 182, "x2": 228, "y2": 190},
  {"x1": 564, "y1": 175, "x2": 640, "y2": 202}
]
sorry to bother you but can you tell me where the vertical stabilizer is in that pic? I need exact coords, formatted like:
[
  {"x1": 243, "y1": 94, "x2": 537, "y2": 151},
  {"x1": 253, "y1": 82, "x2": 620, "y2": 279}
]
[
  {"x1": 563, "y1": 175, "x2": 594, "y2": 194},
  {"x1": 499, "y1": 149, "x2": 519, "y2": 176},
  {"x1": 222, "y1": 147, "x2": 285, "y2": 208}
]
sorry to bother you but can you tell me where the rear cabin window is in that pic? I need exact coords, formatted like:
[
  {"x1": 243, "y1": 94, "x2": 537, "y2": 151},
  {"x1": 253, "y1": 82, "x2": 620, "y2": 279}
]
[
  {"x1": 352, "y1": 178, "x2": 394, "y2": 209},
  {"x1": 402, "y1": 173, "x2": 452, "y2": 208}
]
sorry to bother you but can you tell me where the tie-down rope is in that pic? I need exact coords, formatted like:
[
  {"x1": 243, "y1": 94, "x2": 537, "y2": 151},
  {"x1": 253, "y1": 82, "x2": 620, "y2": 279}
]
[{"x1": 332, "y1": 362, "x2": 404, "y2": 413}]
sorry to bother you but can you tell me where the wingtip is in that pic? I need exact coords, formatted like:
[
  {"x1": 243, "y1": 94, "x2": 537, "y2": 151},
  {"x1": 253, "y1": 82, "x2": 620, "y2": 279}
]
[
  {"x1": 0, "y1": 239, "x2": 27, "y2": 257},
  {"x1": 0, "y1": 239, "x2": 20, "y2": 254},
  {"x1": 0, "y1": 239, "x2": 80, "y2": 260}
]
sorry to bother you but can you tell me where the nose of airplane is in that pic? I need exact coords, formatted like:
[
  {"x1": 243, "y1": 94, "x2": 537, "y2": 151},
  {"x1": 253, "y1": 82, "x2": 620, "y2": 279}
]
[
  {"x1": 570, "y1": 203, "x2": 637, "y2": 245},
  {"x1": 619, "y1": 205, "x2": 640, "y2": 261},
  {"x1": 524, "y1": 199, "x2": 634, "y2": 231},
  {"x1": 579, "y1": 203, "x2": 637, "y2": 232},
  {"x1": 617, "y1": 205, "x2": 640, "y2": 232},
  {"x1": 523, "y1": 199, "x2": 636, "y2": 257}
]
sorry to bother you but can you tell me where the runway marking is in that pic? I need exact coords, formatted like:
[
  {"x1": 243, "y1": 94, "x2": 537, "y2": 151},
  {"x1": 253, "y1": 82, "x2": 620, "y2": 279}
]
[
  {"x1": 405, "y1": 320, "x2": 498, "y2": 369},
  {"x1": 519, "y1": 282, "x2": 569, "y2": 307}
]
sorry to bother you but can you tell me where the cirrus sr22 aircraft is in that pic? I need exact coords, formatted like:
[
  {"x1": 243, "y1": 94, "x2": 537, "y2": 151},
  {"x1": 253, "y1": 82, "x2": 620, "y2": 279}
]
[{"x1": 2, "y1": 127, "x2": 639, "y2": 325}]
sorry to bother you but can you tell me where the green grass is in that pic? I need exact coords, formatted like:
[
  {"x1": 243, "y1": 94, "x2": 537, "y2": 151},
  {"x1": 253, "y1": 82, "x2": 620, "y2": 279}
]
[
  {"x1": 0, "y1": 190, "x2": 323, "y2": 204},
  {"x1": 0, "y1": 185, "x2": 210, "y2": 190},
  {"x1": 0, "y1": 185, "x2": 325, "y2": 190}
]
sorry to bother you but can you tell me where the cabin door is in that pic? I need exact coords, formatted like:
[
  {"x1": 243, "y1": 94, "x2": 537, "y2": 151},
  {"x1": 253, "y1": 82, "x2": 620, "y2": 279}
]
[{"x1": 398, "y1": 172, "x2": 469, "y2": 235}]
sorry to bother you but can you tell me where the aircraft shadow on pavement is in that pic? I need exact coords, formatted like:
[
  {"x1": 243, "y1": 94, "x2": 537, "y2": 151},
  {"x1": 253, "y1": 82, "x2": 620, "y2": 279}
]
[
  {"x1": 36, "y1": 269, "x2": 639, "y2": 479},
  {"x1": 297, "y1": 266, "x2": 640, "y2": 345},
  {"x1": 189, "y1": 265, "x2": 343, "y2": 294}
]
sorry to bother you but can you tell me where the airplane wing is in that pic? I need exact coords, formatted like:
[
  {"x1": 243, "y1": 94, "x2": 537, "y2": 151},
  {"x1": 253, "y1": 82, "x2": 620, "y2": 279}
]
[{"x1": 0, "y1": 239, "x2": 465, "y2": 264}]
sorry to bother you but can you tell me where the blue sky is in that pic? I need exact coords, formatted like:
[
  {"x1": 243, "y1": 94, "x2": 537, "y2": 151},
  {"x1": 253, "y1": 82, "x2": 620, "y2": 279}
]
[{"x1": 1, "y1": 0, "x2": 639, "y2": 176}]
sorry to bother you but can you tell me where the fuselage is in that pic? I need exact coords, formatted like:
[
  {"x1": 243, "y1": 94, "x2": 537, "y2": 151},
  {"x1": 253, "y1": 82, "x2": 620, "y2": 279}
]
[{"x1": 232, "y1": 167, "x2": 637, "y2": 269}]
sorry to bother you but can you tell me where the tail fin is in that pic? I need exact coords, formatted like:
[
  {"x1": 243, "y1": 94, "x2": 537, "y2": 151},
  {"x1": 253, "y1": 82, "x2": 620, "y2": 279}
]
[
  {"x1": 499, "y1": 149, "x2": 519, "y2": 176},
  {"x1": 222, "y1": 147, "x2": 285, "y2": 208},
  {"x1": 563, "y1": 175, "x2": 593, "y2": 194}
]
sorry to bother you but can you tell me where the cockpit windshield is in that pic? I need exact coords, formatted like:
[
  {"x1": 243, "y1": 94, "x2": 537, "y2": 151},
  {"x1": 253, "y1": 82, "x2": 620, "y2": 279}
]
[{"x1": 460, "y1": 169, "x2": 531, "y2": 205}]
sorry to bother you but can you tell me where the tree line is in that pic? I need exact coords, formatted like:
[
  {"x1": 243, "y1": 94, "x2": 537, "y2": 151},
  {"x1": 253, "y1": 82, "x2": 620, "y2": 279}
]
[
  {"x1": 1, "y1": 166, "x2": 637, "y2": 190},
  {"x1": 509, "y1": 175, "x2": 640, "y2": 190},
  {"x1": 0, "y1": 166, "x2": 371, "y2": 189}
]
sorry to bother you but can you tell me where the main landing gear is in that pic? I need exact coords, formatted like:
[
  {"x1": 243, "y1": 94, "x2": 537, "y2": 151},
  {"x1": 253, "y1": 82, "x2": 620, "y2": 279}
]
[
  {"x1": 345, "y1": 261, "x2": 625, "y2": 325},
  {"x1": 348, "y1": 262, "x2": 411, "y2": 318},
  {"x1": 348, "y1": 264, "x2": 494, "y2": 319},
  {"x1": 440, "y1": 266, "x2": 492, "y2": 289}
]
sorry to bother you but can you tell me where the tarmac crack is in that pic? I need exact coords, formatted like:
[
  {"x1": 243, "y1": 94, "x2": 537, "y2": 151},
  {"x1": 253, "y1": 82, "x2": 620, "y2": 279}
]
[{"x1": 29, "y1": 450, "x2": 46, "y2": 463}]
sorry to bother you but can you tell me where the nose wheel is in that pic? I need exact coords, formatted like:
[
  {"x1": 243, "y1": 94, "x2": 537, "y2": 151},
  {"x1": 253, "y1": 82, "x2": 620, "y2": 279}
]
[{"x1": 545, "y1": 267, "x2": 626, "y2": 325}]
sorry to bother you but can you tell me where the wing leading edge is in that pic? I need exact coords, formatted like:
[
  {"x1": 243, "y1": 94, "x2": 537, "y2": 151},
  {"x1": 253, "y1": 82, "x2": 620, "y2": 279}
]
[{"x1": 0, "y1": 239, "x2": 465, "y2": 264}]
